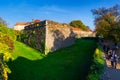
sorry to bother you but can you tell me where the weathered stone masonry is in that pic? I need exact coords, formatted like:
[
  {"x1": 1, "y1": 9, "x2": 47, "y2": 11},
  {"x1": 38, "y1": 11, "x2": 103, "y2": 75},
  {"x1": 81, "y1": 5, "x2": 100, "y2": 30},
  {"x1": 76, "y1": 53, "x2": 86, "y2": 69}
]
[
  {"x1": 22, "y1": 21, "x2": 46, "y2": 53},
  {"x1": 20, "y1": 20, "x2": 93, "y2": 54},
  {"x1": 45, "y1": 20, "x2": 76, "y2": 54}
]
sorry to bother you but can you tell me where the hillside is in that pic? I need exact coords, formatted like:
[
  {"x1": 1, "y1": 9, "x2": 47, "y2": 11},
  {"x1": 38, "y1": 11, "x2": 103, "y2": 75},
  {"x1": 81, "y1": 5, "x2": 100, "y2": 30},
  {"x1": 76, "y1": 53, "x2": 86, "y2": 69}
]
[{"x1": 7, "y1": 38, "x2": 98, "y2": 80}]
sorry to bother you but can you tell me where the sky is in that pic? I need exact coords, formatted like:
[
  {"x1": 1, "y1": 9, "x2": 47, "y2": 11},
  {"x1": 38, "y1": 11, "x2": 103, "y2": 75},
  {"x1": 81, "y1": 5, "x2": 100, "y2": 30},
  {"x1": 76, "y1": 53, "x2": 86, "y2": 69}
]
[{"x1": 0, "y1": 0, "x2": 119, "y2": 30}]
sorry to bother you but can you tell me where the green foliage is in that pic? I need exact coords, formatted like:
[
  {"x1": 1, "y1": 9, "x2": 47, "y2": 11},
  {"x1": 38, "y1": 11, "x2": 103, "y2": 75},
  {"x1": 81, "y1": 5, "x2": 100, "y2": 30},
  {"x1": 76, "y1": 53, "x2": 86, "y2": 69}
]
[
  {"x1": 7, "y1": 38, "x2": 98, "y2": 80},
  {"x1": 91, "y1": 4, "x2": 119, "y2": 25},
  {"x1": 109, "y1": 21, "x2": 120, "y2": 42},
  {"x1": 70, "y1": 20, "x2": 89, "y2": 31},
  {"x1": 0, "y1": 24, "x2": 14, "y2": 80},
  {"x1": 96, "y1": 20, "x2": 111, "y2": 38},
  {"x1": 87, "y1": 45, "x2": 104, "y2": 80},
  {"x1": 92, "y1": 4, "x2": 120, "y2": 43},
  {"x1": 0, "y1": 53, "x2": 11, "y2": 80},
  {"x1": 0, "y1": 24, "x2": 16, "y2": 40}
]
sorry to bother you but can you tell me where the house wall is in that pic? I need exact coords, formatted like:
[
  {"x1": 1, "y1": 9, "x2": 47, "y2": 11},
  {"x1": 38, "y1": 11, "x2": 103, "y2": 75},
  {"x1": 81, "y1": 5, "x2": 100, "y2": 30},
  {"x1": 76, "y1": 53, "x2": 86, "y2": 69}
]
[{"x1": 14, "y1": 25, "x2": 26, "y2": 31}]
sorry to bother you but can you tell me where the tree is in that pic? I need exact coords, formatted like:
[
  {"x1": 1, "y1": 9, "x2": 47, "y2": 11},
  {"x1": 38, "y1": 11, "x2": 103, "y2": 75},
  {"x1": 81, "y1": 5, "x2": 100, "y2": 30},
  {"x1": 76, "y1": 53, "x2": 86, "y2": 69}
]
[
  {"x1": 69, "y1": 20, "x2": 89, "y2": 31},
  {"x1": 0, "y1": 20, "x2": 14, "y2": 80},
  {"x1": 92, "y1": 4, "x2": 120, "y2": 26},
  {"x1": 92, "y1": 4, "x2": 120, "y2": 42},
  {"x1": 109, "y1": 21, "x2": 120, "y2": 42}
]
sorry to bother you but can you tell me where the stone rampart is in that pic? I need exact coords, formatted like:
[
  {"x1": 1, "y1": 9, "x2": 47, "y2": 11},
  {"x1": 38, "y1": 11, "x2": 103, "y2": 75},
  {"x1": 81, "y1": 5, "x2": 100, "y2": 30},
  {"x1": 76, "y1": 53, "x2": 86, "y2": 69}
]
[
  {"x1": 19, "y1": 20, "x2": 94, "y2": 54},
  {"x1": 45, "y1": 20, "x2": 76, "y2": 54},
  {"x1": 20, "y1": 21, "x2": 46, "y2": 53}
]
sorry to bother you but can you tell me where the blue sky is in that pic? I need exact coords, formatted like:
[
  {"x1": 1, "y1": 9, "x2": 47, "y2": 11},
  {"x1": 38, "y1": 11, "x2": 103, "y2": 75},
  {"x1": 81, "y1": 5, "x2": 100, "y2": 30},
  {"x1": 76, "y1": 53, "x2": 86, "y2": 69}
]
[{"x1": 0, "y1": 0, "x2": 119, "y2": 30}]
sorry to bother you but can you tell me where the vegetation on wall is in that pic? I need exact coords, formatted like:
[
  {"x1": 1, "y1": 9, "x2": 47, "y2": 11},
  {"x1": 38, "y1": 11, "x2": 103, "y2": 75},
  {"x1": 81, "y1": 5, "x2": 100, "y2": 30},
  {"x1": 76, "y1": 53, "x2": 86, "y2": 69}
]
[{"x1": 17, "y1": 27, "x2": 45, "y2": 53}]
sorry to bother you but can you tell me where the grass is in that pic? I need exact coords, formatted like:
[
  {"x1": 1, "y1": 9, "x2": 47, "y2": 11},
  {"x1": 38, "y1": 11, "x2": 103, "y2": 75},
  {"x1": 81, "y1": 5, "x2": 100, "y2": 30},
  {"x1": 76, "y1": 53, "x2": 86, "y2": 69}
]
[
  {"x1": 7, "y1": 38, "x2": 98, "y2": 80},
  {"x1": 11, "y1": 41, "x2": 43, "y2": 60}
]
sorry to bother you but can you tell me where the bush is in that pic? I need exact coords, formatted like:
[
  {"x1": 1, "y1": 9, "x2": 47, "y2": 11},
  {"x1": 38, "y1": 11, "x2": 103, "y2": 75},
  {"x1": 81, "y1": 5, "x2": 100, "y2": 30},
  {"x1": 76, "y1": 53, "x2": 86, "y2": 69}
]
[
  {"x1": 0, "y1": 32, "x2": 14, "y2": 50},
  {"x1": 87, "y1": 44, "x2": 105, "y2": 80},
  {"x1": 0, "y1": 42, "x2": 12, "y2": 80},
  {"x1": 0, "y1": 25, "x2": 16, "y2": 40},
  {"x1": 0, "y1": 24, "x2": 13, "y2": 80}
]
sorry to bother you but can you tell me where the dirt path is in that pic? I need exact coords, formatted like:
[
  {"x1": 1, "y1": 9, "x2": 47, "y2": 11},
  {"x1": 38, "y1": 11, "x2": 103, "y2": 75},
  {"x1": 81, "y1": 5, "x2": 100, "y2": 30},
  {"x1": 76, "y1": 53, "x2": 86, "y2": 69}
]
[
  {"x1": 100, "y1": 40, "x2": 120, "y2": 80},
  {"x1": 101, "y1": 52, "x2": 120, "y2": 80},
  {"x1": 106, "y1": 59, "x2": 120, "y2": 80},
  {"x1": 108, "y1": 68, "x2": 120, "y2": 80}
]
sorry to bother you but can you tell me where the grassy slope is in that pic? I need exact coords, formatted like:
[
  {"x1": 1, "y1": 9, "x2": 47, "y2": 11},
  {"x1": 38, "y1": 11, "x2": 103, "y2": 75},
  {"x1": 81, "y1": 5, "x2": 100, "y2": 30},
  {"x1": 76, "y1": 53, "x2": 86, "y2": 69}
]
[
  {"x1": 7, "y1": 38, "x2": 97, "y2": 80},
  {"x1": 11, "y1": 41, "x2": 43, "y2": 60}
]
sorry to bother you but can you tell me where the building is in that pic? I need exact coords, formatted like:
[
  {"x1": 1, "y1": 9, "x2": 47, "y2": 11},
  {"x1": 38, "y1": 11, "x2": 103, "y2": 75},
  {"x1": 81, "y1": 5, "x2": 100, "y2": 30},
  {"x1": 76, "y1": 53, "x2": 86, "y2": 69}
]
[
  {"x1": 18, "y1": 20, "x2": 94, "y2": 54},
  {"x1": 14, "y1": 19, "x2": 41, "y2": 31},
  {"x1": 14, "y1": 22, "x2": 30, "y2": 31}
]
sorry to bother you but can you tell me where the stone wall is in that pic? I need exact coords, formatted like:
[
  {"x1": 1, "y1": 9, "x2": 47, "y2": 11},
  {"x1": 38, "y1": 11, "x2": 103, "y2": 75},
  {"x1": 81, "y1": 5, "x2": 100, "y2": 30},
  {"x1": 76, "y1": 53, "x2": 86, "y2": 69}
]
[
  {"x1": 72, "y1": 30, "x2": 94, "y2": 38},
  {"x1": 19, "y1": 20, "x2": 94, "y2": 54},
  {"x1": 21, "y1": 21, "x2": 46, "y2": 53},
  {"x1": 45, "y1": 20, "x2": 76, "y2": 54}
]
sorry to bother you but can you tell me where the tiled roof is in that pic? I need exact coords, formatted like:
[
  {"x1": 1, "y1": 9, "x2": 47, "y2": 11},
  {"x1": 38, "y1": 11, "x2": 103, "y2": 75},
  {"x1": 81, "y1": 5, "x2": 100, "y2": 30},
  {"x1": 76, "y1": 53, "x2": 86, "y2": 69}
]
[
  {"x1": 14, "y1": 19, "x2": 41, "y2": 26},
  {"x1": 71, "y1": 27, "x2": 82, "y2": 31},
  {"x1": 34, "y1": 20, "x2": 41, "y2": 22}
]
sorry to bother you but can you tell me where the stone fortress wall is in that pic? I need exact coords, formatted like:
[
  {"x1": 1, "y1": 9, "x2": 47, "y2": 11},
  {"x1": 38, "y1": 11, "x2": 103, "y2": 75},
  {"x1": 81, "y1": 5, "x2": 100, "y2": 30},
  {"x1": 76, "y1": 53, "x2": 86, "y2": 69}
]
[{"x1": 19, "y1": 20, "x2": 94, "y2": 54}]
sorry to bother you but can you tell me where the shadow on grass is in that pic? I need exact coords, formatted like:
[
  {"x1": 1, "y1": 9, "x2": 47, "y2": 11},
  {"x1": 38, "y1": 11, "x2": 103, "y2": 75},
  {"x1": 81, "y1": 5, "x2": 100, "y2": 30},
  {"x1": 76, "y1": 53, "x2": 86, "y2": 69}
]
[
  {"x1": 7, "y1": 38, "x2": 97, "y2": 80},
  {"x1": 7, "y1": 55, "x2": 90, "y2": 80}
]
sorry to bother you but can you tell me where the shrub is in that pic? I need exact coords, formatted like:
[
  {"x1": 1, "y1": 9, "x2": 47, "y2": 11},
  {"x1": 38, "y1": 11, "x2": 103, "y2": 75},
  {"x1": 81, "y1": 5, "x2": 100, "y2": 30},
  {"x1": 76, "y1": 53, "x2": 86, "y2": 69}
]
[
  {"x1": 0, "y1": 25, "x2": 16, "y2": 40},
  {"x1": 0, "y1": 43, "x2": 12, "y2": 80},
  {"x1": 87, "y1": 44, "x2": 105, "y2": 80},
  {"x1": 0, "y1": 24, "x2": 13, "y2": 80}
]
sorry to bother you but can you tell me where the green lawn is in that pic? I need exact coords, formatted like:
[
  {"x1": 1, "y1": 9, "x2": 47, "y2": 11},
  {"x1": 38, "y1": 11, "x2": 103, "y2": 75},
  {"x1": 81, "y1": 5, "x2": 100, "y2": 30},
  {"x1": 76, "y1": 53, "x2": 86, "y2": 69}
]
[{"x1": 7, "y1": 38, "x2": 98, "y2": 80}]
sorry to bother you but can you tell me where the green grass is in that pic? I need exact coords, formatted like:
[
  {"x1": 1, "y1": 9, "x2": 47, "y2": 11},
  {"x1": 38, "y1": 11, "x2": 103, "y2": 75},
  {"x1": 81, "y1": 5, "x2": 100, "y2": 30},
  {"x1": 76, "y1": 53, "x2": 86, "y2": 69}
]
[
  {"x1": 7, "y1": 38, "x2": 98, "y2": 80},
  {"x1": 11, "y1": 41, "x2": 43, "y2": 60}
]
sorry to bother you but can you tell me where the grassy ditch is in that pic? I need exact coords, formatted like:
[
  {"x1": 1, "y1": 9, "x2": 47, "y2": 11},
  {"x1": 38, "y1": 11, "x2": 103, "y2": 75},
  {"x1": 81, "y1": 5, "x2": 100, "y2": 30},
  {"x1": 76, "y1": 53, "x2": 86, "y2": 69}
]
[{"x1": 7, "y1": 37, "x2": 98, "y2": 80}]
